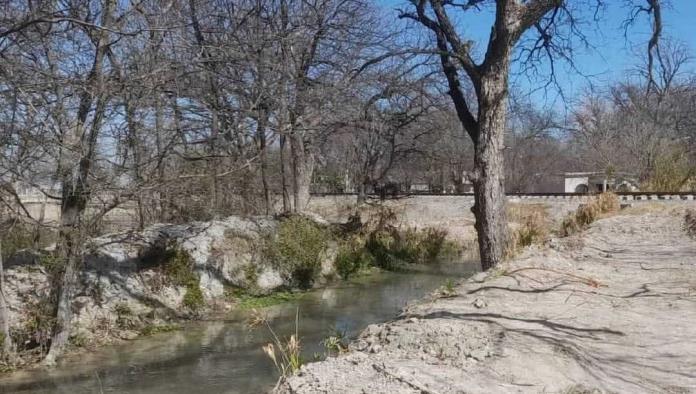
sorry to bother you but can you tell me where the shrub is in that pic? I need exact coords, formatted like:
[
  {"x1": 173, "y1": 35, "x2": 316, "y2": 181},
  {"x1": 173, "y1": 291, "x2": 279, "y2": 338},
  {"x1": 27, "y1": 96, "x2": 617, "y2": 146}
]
[
  {"x1": 163, "y1": 246, "x2": 196, "y2": 286},
  {"x1": 0, "y1": 221, "x2": 34, "y2": 260},
  {"x1": 266, "y1": 216, "x2": 330, "y2": 289},
  {"x1": 334, "y1": 236, "x2": 374, "y2": 280}
]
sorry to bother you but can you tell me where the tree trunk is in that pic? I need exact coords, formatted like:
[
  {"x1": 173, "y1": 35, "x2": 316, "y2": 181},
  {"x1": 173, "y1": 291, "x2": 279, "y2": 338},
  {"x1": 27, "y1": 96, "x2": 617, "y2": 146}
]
[
  {"x1": 289, "y1": 133, "x2": 314, "y2": 213},
  {"x1": 357, "y1": 182, "x2": 368, "y2": 204},
  {"x1": 279, "y1": 134, "x2": 292, "y2": 213},
  {"x1": 257, "y1": 109, "x2": 272, "y2": 216},
  {"x1": 44, "y1": 178, "x2": 88, "y2": 366},
  {"x1": 472, "y1": 77, "x2": 509, "y2": 271},
  {"x1": 0, "y1": 240, "x2": 15, "y2": 362}
]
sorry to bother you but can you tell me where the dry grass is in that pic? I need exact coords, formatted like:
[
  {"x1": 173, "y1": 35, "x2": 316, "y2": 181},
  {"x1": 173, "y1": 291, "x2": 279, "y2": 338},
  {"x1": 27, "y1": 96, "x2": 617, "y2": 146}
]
[
  {"x1": 685, "y1": 209, "x2": 696, "y2": 239},
  {"x1": 560, "y1": 193, "x2": 620, "y2": 237},
  {"x1": 506, "y1": 203, "x2": 551, "y2": 257}
]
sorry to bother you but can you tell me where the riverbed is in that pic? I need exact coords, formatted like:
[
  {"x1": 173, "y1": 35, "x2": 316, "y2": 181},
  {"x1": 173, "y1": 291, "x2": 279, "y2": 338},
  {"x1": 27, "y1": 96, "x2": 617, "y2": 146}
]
[{"x1": 0, "y1": 262, "x2": 478, "y2": 393}]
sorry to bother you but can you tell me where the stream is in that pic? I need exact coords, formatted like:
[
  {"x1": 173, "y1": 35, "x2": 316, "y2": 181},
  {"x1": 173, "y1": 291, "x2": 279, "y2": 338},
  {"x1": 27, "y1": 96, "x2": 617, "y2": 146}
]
[{"x1": 0, "y1": 261, "x2": 478, "y2": 394}]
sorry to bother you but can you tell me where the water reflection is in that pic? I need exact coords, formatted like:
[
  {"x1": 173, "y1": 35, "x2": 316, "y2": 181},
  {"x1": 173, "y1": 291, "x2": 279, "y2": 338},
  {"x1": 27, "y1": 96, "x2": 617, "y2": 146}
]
[{"x1": 0, "y1": 261, "x2": 477, "y2": 394}]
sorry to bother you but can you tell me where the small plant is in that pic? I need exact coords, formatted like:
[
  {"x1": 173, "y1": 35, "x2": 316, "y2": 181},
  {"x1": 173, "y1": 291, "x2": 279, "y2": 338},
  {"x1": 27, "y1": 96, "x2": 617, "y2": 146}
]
[
  {"x1": 251, "y1": 307, "x2": 303, "y2": 378},
  {"x1": 438, "y1": 279, "x2": 457, "y2": 298},
  {"x1": 321, "y1": 327, "x2": 348, "y2": 356}
]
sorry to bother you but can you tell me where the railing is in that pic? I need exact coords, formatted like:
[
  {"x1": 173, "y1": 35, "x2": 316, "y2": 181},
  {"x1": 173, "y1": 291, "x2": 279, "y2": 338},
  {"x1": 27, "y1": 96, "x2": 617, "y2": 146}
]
[{"x1": 311, "y1": 191, "x2": 696, "y2": 201}]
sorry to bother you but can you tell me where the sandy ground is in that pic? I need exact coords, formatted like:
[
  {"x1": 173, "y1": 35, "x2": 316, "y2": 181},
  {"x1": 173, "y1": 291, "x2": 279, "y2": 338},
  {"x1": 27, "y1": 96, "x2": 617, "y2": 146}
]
[{"x1": 277, "y1": 207, "x2": 696, "y2": 393}]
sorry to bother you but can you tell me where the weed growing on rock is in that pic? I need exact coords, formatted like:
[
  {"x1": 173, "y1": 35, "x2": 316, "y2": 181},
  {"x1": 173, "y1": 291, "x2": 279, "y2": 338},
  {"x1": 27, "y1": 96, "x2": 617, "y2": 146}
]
[
  {"x1": 265, "y1": 216, "x2": 330, "y2": 289},
  {"x1": 182, "y1": 279, "x2": 205, "y2": 312}
]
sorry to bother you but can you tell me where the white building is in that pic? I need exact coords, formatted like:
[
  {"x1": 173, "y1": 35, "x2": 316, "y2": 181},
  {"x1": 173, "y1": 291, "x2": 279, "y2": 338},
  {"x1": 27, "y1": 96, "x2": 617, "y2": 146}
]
[{"x1": 564, "y1": 172, "x2": 639, "y2": 193}]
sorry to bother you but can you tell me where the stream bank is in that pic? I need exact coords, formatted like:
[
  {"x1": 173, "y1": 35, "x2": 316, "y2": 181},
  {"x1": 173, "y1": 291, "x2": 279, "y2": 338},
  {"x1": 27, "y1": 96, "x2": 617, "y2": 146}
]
[
  {"x1": 0, "y1": 261, "x2": 478, "y2": 393},
  {"x1": 278, "y1": 207, "x2": 696, "y2": 393},
  {"x1": 1, "y1": 211, "x2": 468, "y2": 372}
]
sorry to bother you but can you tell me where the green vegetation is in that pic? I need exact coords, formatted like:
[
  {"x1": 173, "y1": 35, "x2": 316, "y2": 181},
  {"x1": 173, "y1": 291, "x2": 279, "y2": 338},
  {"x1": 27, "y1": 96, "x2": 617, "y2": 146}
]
[
  {"x1": 265, "y1": 216, "x2": 331, "y2": 289},
  {"x1": 182, "y1": 279, "x2": 205, "y2": 312},
  {"x1": 0, "y1": 221, "x2": 34, "y2": 260},
  {"x1": 334, "y1": 235, "x2": 374, "y2": 280},
  {"x1": 560, "y1": 193, "x2": 620, "y2": 236},
  {"x1": 163, "y1": 246, "x2": 197, "y2": 286},
  {"x1": 230, "y1": 289, "x2": 304, "y2": 309},
  {"x1": 365, "y1": 226, "x2": 455, "y2": 270},
  {"x1": 140, "y1": 323, "x2": 180, "y2": 336},
  {"x1": 437, "y1": 278, "x2": 457, "y2": 298},
  {"x1": 321, "y1": 327, "x2": 348, "y2": 356},
  {"x1": 159, "y1": 246, "x2": 206, "y2": 313}
]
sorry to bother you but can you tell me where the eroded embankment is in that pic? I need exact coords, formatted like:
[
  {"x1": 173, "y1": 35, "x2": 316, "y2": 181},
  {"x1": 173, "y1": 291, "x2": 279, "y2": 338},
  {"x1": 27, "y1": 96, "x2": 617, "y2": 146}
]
[{"x1": 278, "y1": 207, "x2": 696, "y2": 393}]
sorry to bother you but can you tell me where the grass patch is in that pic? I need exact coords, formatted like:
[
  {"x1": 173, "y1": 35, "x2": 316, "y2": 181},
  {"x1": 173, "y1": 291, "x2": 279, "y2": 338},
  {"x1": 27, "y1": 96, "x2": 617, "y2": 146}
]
[{"x1": 506, "y1": 203, "x2": 550, "y2": 256}]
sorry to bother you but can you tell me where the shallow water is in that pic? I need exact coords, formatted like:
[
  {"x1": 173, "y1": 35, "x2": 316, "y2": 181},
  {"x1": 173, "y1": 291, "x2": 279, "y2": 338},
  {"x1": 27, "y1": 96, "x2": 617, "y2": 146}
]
[{"x1": 0, "y1": 262, "x2": 477, "y2": 394}]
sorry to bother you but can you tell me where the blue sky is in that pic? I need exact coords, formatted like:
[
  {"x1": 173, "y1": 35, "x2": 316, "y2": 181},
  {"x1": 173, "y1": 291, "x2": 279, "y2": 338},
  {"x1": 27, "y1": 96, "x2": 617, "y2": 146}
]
[{"x1": 377, "y1": 1, "x2": 696, "y2": 107}]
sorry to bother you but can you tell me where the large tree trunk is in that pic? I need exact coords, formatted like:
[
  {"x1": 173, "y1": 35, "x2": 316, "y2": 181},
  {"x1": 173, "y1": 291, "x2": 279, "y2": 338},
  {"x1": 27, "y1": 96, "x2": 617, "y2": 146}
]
[
  {"x1": 472, "y1": 76, "x2": 510, "y2": 271},
  {"x1": 289, "y1": 133, "x2": 314, "y2": 213},
  {"x1": 45, "y1": 0, "x2": 113, "y2": 364},
  {"x1": 0, "y1": 240, "x2": 15, "y2": 362},
  {"x1": 44, "y1": 168, "x2": 90, "y2": 366}
]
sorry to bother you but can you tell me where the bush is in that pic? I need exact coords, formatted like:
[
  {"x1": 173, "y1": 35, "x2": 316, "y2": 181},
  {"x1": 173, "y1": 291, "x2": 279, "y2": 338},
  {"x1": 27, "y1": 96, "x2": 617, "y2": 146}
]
[
  {"x1": 365, "y1": 226, "x2": 453, "y2": 269},
  {"x1": 266, "y1": 216, "x2": 331, "y2": 289},
  {"x1": 1, "y1": 221, "x2": 34, "y2": 260},
  {"x1": 334, "y1": 236, "x2": 374, "y2": 280},
  {"x1": 163, "y1": 246, "x2": 197, "y2": 286}
]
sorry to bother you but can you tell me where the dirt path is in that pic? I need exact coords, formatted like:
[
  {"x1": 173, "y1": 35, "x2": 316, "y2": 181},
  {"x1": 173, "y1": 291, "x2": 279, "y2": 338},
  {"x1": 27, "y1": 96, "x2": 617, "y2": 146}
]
[{"x1": 278, "y1": 208, "x2": 696, "y2": 393}]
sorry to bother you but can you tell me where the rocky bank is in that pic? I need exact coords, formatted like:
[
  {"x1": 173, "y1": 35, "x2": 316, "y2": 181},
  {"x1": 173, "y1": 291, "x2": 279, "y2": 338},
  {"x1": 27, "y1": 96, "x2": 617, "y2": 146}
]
[
  {"x1": 278, "y1": 206, "x2": 696, "y2": 393},
  {"x1": 3, "y1": 215, "x2": 337, "y2": 350}
]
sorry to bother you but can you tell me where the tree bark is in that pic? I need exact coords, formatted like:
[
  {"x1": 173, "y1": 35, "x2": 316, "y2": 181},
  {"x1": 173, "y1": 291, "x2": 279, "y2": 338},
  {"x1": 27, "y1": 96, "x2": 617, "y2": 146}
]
[
  {"x1": 45, "y1": 0, "x2": 114, "y2": 365},
  {"x1": 0, "y1": 240, "x2": 15, "y2": 362},
  {"x1": 279, "y1": 133, "x2": 292, "y2": 213},
  {"x1": 289, "y1": 132, "x2": 314, "y2": 213},
  {"x1": 472, "y1": 76, "x2": 510, "y2": 270}
]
